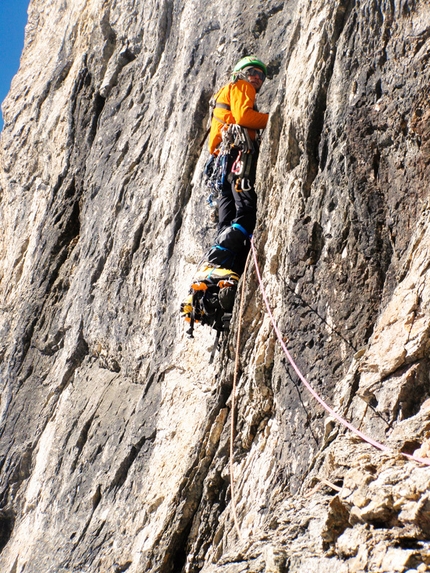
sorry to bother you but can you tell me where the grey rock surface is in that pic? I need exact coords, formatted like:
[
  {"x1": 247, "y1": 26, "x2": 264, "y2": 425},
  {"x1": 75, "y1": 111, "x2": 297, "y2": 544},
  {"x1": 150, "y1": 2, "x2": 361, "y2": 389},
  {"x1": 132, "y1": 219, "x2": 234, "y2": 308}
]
[{"x1": 1, "y1": 0, "x2": 430, "y2": 572}]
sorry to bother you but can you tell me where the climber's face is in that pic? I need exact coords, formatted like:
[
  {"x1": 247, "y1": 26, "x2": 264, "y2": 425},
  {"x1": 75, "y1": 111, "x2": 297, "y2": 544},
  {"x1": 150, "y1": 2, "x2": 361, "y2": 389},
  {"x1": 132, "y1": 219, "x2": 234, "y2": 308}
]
[{"x1": 245, "y1": 67, "x2": 265, "y2": 92}]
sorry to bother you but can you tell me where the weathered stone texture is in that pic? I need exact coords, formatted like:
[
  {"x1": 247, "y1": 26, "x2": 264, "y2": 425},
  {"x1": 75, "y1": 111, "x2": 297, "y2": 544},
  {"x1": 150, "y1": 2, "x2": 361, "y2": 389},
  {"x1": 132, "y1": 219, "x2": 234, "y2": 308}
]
[{"x1": 1, "y1": 0, "x2": 430, "y2": 572}]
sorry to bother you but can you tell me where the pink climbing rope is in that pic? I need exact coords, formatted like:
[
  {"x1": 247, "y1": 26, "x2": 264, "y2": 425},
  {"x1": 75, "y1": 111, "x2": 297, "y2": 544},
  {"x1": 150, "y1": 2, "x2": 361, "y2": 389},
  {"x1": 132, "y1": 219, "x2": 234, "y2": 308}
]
[{"x1": 250, "y1": 238, "x2": 430, "y2": 468}]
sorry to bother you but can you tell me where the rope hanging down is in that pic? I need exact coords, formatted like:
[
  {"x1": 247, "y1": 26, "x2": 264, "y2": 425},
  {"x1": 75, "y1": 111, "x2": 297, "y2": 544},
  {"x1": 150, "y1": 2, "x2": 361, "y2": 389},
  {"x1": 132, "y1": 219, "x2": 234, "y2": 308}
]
[
  {"x1": 229, "y1": 250, "x2": 252, "y2": 540},
  {"x1": 250, "y1": 238, "x2": 430, "y2": 468}
]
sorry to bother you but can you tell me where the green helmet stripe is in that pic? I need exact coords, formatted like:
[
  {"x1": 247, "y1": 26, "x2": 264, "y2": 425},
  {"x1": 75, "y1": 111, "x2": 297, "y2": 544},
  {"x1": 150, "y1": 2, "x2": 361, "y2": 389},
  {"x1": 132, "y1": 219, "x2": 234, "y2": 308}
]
[{"x1": 233, "y1": 56, "x2": 267, "y2": 77}]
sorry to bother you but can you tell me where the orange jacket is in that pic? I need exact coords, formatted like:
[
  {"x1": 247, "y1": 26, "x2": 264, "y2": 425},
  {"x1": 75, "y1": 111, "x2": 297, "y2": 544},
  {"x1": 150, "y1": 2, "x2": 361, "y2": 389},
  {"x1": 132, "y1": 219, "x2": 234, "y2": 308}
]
[{"x1": 208, "y1": 79, "x2": 269, "y2": 154}]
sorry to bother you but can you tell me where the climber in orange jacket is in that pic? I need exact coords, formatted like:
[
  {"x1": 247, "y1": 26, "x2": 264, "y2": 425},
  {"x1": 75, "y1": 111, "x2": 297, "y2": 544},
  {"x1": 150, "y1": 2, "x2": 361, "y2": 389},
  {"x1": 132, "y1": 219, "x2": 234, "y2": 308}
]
[
  {"x1": 205, "y1": 56, "x2": 269, "y2": 275},
  {"x1": 180, "y1": 57, "x2": 269, "y2": 337},
  {"x1": 208, "y1": 61, "x2": 269, "y2": 156}
]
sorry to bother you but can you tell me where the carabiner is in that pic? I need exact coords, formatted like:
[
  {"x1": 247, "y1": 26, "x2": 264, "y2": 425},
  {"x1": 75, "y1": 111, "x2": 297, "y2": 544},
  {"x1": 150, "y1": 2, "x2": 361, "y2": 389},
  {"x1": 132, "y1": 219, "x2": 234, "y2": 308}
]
[{"x1": 241, "y1": 178, "x2": 252, "y2": 191}]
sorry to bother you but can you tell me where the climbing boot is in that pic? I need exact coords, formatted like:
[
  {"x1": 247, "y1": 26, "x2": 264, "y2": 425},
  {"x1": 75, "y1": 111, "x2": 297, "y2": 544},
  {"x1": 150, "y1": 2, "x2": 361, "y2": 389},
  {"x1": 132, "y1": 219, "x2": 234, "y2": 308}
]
[
  {"x1": 180, "y1": 265, "x2": 240, "y2": 335},
  {"x1": 218, "y1": 283, "x2": 237, "y2": 311}
]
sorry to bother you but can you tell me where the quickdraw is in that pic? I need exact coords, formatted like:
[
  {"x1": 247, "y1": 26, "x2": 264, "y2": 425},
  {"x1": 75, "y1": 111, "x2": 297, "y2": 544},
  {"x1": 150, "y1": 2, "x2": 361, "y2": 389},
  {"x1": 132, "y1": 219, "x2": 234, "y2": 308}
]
[{"x1": 204, "y1": 123, "x2": 255, "y2": 207}]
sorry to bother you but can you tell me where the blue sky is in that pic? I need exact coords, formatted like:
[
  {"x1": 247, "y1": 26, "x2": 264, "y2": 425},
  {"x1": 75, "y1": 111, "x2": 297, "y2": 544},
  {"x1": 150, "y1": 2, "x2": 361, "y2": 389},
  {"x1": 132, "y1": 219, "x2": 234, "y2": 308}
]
[{"x1": 0, "y1": 0, "x2": 30, "y2": 131}]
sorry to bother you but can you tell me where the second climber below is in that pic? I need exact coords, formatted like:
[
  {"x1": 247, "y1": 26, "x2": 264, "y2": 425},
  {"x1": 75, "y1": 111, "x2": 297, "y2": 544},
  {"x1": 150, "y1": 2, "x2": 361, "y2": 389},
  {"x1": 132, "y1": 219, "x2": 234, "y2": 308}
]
[{"x1": 204, "y1": 55, "x2": 269, "y2": 275}]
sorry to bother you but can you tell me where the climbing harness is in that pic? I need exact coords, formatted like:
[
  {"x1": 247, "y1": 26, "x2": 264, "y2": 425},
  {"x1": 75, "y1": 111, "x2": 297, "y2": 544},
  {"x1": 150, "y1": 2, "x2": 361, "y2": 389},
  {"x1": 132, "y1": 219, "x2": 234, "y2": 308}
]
[
  {"x1": 204, "y1": 123, "x2": 255, "y2": 217},
  {"x1": 250, "y1": 238, "x2": 430, "y2": 468}
]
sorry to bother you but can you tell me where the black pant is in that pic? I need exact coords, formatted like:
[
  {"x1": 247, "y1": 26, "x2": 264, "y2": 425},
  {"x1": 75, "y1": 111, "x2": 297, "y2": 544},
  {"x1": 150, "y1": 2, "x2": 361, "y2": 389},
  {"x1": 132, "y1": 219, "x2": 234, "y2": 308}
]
[
  {"x1": 205, "y1": 148, "x2": 259, "y2": 274},
  {"x1": 217, "y1": 148, "x2": 259, "y2": 236}
]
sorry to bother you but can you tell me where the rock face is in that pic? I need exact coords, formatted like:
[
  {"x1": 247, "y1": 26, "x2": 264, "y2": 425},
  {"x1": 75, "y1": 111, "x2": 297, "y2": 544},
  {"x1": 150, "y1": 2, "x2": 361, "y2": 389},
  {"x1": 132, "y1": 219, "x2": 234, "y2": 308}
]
[{"x1": 1, "y1": 0, "x2": 430, "y2": 571}]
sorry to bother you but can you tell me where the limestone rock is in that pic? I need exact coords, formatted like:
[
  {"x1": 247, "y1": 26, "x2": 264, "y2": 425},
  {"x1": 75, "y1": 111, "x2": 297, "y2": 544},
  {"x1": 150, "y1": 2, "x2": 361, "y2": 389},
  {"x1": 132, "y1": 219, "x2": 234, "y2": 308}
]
[{"x1": 1, "y1": 0, "x2": 430, "y2": 572}]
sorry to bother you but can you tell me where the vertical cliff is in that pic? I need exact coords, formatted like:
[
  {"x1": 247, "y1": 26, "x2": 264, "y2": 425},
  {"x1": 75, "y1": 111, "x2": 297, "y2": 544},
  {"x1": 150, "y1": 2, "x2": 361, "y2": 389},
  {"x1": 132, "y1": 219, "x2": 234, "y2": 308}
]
[{"x1": 1, "y1": 0, "x2": 430, "y2": 572}]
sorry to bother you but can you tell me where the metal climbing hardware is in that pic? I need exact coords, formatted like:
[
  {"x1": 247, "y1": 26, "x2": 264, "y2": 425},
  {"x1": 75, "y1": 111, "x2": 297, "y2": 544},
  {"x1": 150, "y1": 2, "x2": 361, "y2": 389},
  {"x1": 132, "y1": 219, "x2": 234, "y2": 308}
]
[
  {"x1": 241, "y1": 177, "x2": 252, "y2": 192},
  {"x1": 204, "y1": 123, "x2": 255, "y2": 216},
  {"x1": 207, "y1": 193, "x2": 219, "y2": 222},
  {"x1": 241, "y1": 152, "x2": 253, "y2": 179},
  {"x1": 217, "y1": 153, "x2": 231, "y2": 192},
  {"x1": 231, "y1": 150, "x2": 244, "y2": 175}
]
